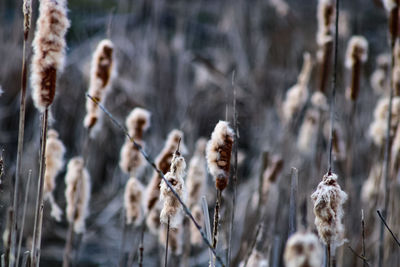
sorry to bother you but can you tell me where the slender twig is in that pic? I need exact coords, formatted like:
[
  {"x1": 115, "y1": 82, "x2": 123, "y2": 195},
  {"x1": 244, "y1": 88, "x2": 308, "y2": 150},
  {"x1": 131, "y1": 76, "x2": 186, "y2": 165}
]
[
  {"x1": 289, "y1": 167, "x2": 298, "y2": 236},
  {"x1": 328, "y1": 0, "x2": 340, "y2": 174},
  {"x1": 12, "y1": 3, "x2": 31, "y2": 263},
  {"x1": 201, "y1": 196, "x2": 214, "y2": 267},
  {"x1": 361, "y1": 210, "x2": 367, "y2": 267},
  {"x1": 377, "y1": 210, "x2": 400, "y2": 247},
  {"x1": 138, "y1": 222, "x2": 145, "y2": 267},
  {"x1": 347, "y1": 245, "x2": 370, "y2": 266},
  {"x1": 22, "y1": 251, "x2": 31, "y2": 267},
  {"x1": 86, "y1": 94, "x2": 225, "y2": 266},
  {"x1": 31, "y1": 108, "x2": 49, "y2": 267},
  {"x1": 4, "y1": 208, "x2": 14, "y2": 267},
  {"x1": 16, "y1": 170, "x2": 32, "y2": 267},
  {"x1": 228, "y1": 71, "x2": 238, "y2": 267},
  {"x1": 212, "y1": 190, "x2": 222, "y2": 249},
  {"x1": 327, "y1": 244, "x2": 331, "y2": 267},
  {"x1": 164, "y1": 217, "x2": 170, "y2": 267},
  {"x1": 378, "y1": 6, "x2": 398, "y2": 265}
]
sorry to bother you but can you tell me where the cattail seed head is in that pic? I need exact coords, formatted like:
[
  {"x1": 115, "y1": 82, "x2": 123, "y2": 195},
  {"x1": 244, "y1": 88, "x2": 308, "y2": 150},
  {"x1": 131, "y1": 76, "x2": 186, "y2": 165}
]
[
  {"x1": 311, "y1": 91, "x2": 329, "y2": 111},
  {"x1": 146, "y1": 203, "x2": 162, "y2": 235},
  {"x1": 206, "y1": 120, "x2": 234, "y2": 191},
  {"x1": 119, "y1": 108, "x2": 151, "y2": 175},
  {"x1": 160, "y1": 152, "x2": 186, "y2": 229},
  {"x1": 371, "y1": 54, "x2": 390, "y2": 95},
  {"x1": 282, "y1": 53, "x2": 312, "y2": 123},
  {"x1": 186, "y1": 138, "x2": 207, "y2": 207},
  {"x1": 190, "y1": 204, "x2": 204, "y2": 246},
  {"x1": 383, "y1": 0, "x2": 398, "y2": 12},
  {"x1": 84, "y1": 39, "x2": 115, "y2": 129},
  {"x1": 361, "y1": 163, "x2": 382, "y2": 206},
  {"x1": 31, "y1": 0, "x2": 70, "y2": 112},
  {"x1": 316, "y1": 0, "x2": 335, "y2": 46},
  {"x1": 44, "y1": 129, "x2": 65, "y2": 221},
  {"x1": 159, "y1": 225, "x2": 183, "y2": 255},
  {"x1": 297, "y1": 109, "x2": 320, "y2": 155},
  {"x1": 284, "y1": 231, "x2": 323, "y2": 267},
  {"x1": 345, "y1": 36, "x2": 368, "y2": 101},
  {"x1": 239, "y1": 249, "x2": 269, "y2": 267},
  {"x1": 65, "y1": 157, "x2": 91, "y2": 233},
  {"x1": 124, "y1": 177, "x2": 144, "y2": 225},
  {"x1": 311, "y1": 172, "x2": 348, "y2": 248},
  {"x1": 145, "y1": 129, "x2": 186, "y2": 212},
  {"x1": 23, "y1": 0, "x2": 32, "y2": 37}
]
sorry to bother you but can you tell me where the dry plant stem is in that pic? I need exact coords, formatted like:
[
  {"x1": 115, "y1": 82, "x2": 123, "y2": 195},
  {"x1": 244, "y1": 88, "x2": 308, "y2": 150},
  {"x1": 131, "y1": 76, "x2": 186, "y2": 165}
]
[
  {"x1": 377, "y1": 210, "x2": 400, "y2": 247},
  {"x1": 138, "y1": 223, "x2": 145, "y2": 267},
  {"x1": 242, "y1": 222, "x2": 262, "y2": 267},
  {"x1": 86, "y1": 94, "x2": 225, "y2": 267},
  {"x1": 16, "y1": 170, "x2": 32, "y2": 267},
  {"x1": 378, "y1": 21, "x2": 397, "y2": 267},
  {"x1": 22, "y1": 251, "x2": 31, "y2": 267},
  {"x1": 164, "y1": 217, "x2": 170, "y2": 267},
  {"x1": 118, "y1": 220, "x2": 128, "y2": 267},
  {"x1": 272, "y1": 235, "x2": 281, "y2": 267},
  {"x1": 319, "y1": 42, "x2": 333, "y2": 93},
  {"x1": 4, "y1": 208, "x2": 14, "y2": 267},
  {"x1": 31, "y1": 108, "x2": 49, "y2": 267},
  {"x1": 289, "y1": 167, "x2": 298, "y2": 236},
  {"x1": 327, "y1": 0, "x2": 340, "y2": 174},
  {"x1": 201, "y1": 196, "x2": 214, "y2": 267},
  {"x1": 228, "y1": 76, "x2": 238, "y2": 266},
  {"x1": 62, "y1": 221, "x2": 75, "y2": 267},
  {"x1": 327, "y1": 244, "x2": 331, "y2": 267},
  {"x1": 257, "y1": 152, "x2": 269, "y2": 212},
  {"x1": 361, "y1": 210, "x2": 366, "y2": 267},
  {"x1": 212, "y1": 189, "x2": 222, "y2": 249},
  {"x1": 12, "y1": 17, "x2": 31, "y2": 265},
  {"x1": 347, "y1": 246, "x2": 370, "y2": 266}
]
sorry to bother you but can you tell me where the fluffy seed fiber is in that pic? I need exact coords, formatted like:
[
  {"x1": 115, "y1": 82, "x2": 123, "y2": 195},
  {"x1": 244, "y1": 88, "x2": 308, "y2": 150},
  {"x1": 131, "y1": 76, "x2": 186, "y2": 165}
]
[
  {"x1": 84, "y1": 39, "x2": 115, "y2": 129},
  {"x1": 283, "y1": 231, "x2": 323, "y2": 267},
  {"x1": 311, "y1": 172, "x2": 348, "y2": 249},
  {"x1": 65, "y1": 157, "x2": 91, "y2": 233},
  {"x1": 124, "y1": 177, "x2": 144, "y2": 225},
  {"x1": 206, "y1": 120, "x2": 234, "y2": 191},
  {"x1": 31, "y1": 0, "x2": 70, "y2": 112},
  {"x1": 186, "y1": 138, "x2": 207, "y2": 207}
]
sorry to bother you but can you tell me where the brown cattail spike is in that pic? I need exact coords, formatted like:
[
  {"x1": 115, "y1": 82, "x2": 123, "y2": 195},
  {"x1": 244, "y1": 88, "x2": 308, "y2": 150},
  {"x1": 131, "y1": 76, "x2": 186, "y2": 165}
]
[
  {"x1": 206, "y1": 121, "x2": 234, "y2": 191},
  {"x1": 84, "y1": 39, "x2": 115, "y2": 129},
  {"x1": 284, "y1": 231, "x2": 323, "y2": 267},
  {"x1": 345, "y1": 36, "x2": 368, "y2": 101},
  {"x1": 65, "y1": 157, "x2": 91, "y2": 233},
  {"x1": 31, "y1": 0, "x2": 70, "y2": 112},
  {"x1": 311, "y1": 172, "x2": 348, "y2": 249}
]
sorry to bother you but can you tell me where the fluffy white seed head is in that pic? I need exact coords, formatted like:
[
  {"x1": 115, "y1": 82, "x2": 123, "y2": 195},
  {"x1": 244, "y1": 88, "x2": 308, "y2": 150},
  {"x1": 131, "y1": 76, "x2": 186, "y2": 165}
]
[
  {"x1": 119, "y1": 108, "x2": 151, "y2": 175},
  {"x1": 239, "y1": 249, "x2": 269, "y2": 267},
  {"x1": 186, "y1": 138, "x2": 207, "y2": 207},
  {"x1": 160, "y1": 152, "x2": 186, "y2": 229},
  {"x1": 311, "y1": 172, "x2": 348, "y2": 249},
  {"x1": 371, "y1": 55, "x2": 389, "y2": 95},
  {"x1": 297, "y1": 110, "x2": 320, "y2": 155},
  {"x1": 65, "y1": 157, "x2": 91, "y2": 233},
  {"x1": 84, "y1": 39, "x2": 115, "y2": 129},
  {"x1": 206, "y1": 120, "x2": 234, "y2": 191},
  {"x1": 316, "y1": 0, "x2": 335, "y2": 46},
  {"x1": 31, "y1": 0, "x2": 70, "y2": 112},
  {"x1": 124, "y1": 177, "x2": 144, "y2": 225},
  {"x1": 284, "y1": 231, "x2": 323, "y2": 267},
  {"x1": 311, "y1": 91, "x2": 329, "y2": 111},
  {"x1": 383, "y1": 0, "x2": 398, "y2": 12},
  {"x1": 345, "y1": 36, "x2": 368, "y2": 68}
]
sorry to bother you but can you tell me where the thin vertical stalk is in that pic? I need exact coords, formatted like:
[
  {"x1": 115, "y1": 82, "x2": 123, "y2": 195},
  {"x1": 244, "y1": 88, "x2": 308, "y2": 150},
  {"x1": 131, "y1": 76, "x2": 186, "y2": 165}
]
[
  {"x1": 361, "y1": 210, "x2": 366, "y2": 267},
  {"x1": 138, "y1": 223, "x2": 145, "y2": 267},
  {"x1": 289, "y1": 167, "x2": 298, "y2": 236},
  {"x1": 22, "y1": 251, "x2": 31, "y2": 267},
  {"x1": 212, "y1": 190, "x2": 222, "y2": 249},
  {"x1": 5, "y1": 208, "x2": 14, "y2": 267},
  {"x1": 164, "y1": 217, "x2": 170, "y2": 267},
  {"x1": 16, "y1": 170, "x2": 32, "y2": 267},
  {"x1": 31, "y1": 108, "x2": 49, "y2": 267},
  {"x1": 62, "y1": 222, "x2": 74, "y2": 267},
  {"x1": 228, "y1": 72, "x2": 238, "y2": 266},
  {"x1": 327, "y1": 244, "x2": 331, "y2": 267},
  {"x1": 201, "y1": 196, "x2": 214, "y2": 267},
  {"x1": 12, "y1": 6, "x2": 31, "y2": 264},
  {"x1": 119, "y1": 219, "x2": 128, "y2": 267}
]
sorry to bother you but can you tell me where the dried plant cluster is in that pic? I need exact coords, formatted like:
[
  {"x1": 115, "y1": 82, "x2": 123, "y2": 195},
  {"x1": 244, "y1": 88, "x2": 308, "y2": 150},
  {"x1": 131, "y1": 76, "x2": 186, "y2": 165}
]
[
  {"x1": 65, "y1": 157, "x2": 91, "y2": 233},
  {"x1": 31, "y1": 0, "x2": 70, "y2": 111},
  {"x1": 124, "y1": 177, "x2": 144, "y2": 225},
  {"x1": 283, "y1": 231, "x2": 323, "y2": 267},
  {"x1": 84, "y1": 39, "x2": 115, "y2": 129},
  {"x1": 206, "y1": 120, "x2": 234, "y2": 191},
  {"x1": 119, "y1": 107, "x2": 151, "y2": 175},
  {"x1": 311, "y1": 172, "x2": 348, "y2": 249}
]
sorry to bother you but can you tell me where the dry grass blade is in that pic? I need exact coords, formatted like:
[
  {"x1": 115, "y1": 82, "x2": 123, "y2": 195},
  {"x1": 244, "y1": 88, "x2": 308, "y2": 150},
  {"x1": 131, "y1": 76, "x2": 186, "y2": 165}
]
[
  {"x1": 377, "y1": 210, "x2": 400, "y2": 247},
  {"x1": 86, "y1": 93, "x2": 225, "y2": 267}
]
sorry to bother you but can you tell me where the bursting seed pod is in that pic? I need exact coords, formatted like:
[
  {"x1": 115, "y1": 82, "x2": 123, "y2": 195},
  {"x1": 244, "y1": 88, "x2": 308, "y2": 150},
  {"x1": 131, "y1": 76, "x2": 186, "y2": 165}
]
[
  {"x1": 284, "y1": 231, "x2": 323, "y2": 267},
  {"x1": 84, "y1": 39, "x2": 115, "y2": 129},
  {"x1": 44, "y1": 129, "x2": 65, "y2": 221},
  {"x1": 345, "y1": 36, "x2": 368, "y2": 101},
  {"x1": 311, "y1": 172, "x2": 348, "y2": 249},
  {"x1": 124, "y1": 177, "x2": 144, "y2": 225},
  {"x1": 206, "y1": 120, "x2": 234, "y2": 191},
  {"x1": 31, "y1": 0, "x2": 70, "y2": 111},
  {"x1": 159, "y1": 152, "x2": 186, "y2": 229},
  {"x1": 186, "y1": 138, "x2": 207, "y2": 208},
  {"x1": 65, "y1": 157, "x2": 91, "y2": 233},
  {"x1": 119, "y1": 108, "x2": 151, "y2": 175}
]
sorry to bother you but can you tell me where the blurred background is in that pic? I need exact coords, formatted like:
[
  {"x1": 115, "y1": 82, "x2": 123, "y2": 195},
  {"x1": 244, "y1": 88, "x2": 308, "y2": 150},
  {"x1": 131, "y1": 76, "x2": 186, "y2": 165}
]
[{"x1": 0, "y1": 0, "x2": 395, "y2": 266}]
